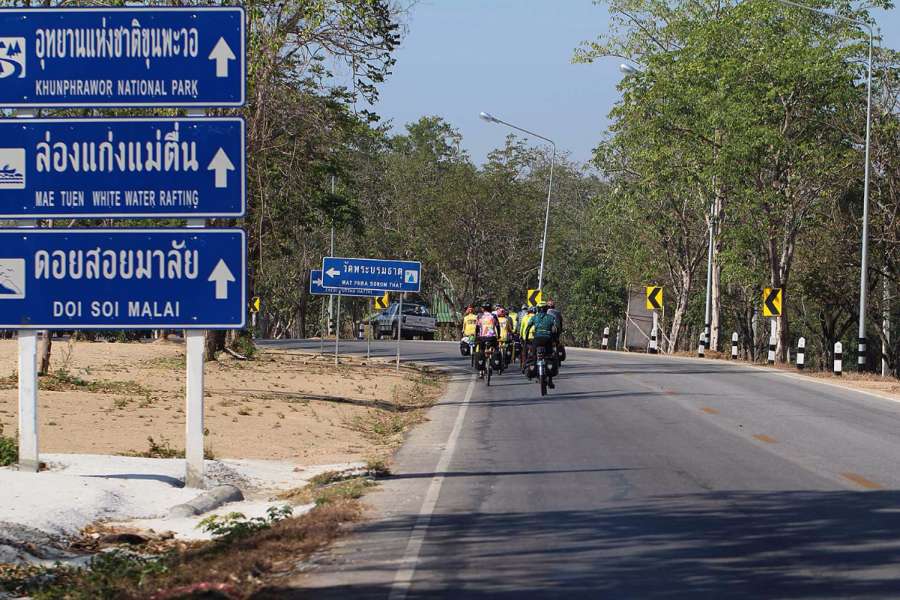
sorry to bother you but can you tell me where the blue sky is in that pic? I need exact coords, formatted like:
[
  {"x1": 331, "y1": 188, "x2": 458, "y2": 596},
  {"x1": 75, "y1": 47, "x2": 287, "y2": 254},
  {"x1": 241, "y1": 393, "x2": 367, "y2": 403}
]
[{"x1": 372, "y1": 0, "x2": 900, "y2": 166}]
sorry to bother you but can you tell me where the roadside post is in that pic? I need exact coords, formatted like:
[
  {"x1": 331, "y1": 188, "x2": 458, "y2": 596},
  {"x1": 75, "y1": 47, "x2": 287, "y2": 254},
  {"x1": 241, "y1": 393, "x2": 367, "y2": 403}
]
[
  {"x1": 321, "y1": 257, "x2": 422, "y2": 371},
  {"x1": 834, "y1": 342, "x2": 843, "y2": 376},
  {"x1": 731, "y1": 332, "x2": 739, "y2": 360},
  {"x1": 601, "y1": 327, "x2": 609, "y2": 350},
  {"x1": 797, "y1": 337, "x2": 806, "y2": 370},
  {"x1": 763, "y1": 288, "x2": 782, "y2": 365},
  {"x1": 1, "y1": 7, "x2": 247, "y2": 485},
  {"x1": 645, "y1": 286, "x2": 662, "y2": 355}
]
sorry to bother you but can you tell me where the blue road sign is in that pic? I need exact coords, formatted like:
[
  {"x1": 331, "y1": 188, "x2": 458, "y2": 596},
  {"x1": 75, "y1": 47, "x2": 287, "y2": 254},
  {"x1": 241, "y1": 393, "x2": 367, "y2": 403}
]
[
  {"x1": 0, "y1": 229, "x2": 245, "y2": 329},
  {"x1": 0, "y1": 118, "x2": 245, "y2": 219},
  {"x1": 309, "y1": 269, "x2": 383, "y2": 297},
  {"x1": 322, "y1": 257, "x2": 421, "y2": 293},
  {"x1": 0, "y1": 7, "x2": 245, "y2": 108}
]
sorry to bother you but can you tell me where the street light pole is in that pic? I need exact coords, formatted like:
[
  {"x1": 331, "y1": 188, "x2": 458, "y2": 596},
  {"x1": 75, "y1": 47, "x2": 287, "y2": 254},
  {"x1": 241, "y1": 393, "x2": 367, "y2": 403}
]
[
  {"x1": 480, "y1": 112, "x2": 557, "y2": 290},
  {"x1": 772, "y1": 0, "x2": 874, "y2": 370}
]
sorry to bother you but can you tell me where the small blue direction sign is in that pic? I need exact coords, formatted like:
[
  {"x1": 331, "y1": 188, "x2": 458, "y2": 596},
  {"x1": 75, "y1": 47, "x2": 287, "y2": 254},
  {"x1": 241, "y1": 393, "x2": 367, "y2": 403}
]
[
  {"x1": 322, "y1": 257, "x2": 421, "y2": 293},
  {"x1": 0, "y1": 7, "x2": 245, "y2": 108},
  {"x1": 309, "y1": 269, "x2": 383, "y2": 297},
  {"x1": 0, "y1": 229, "x2": 245, "y2": 329},
  {"x1": 0, "y1": 118, "x2": 244, "y2": 219}
]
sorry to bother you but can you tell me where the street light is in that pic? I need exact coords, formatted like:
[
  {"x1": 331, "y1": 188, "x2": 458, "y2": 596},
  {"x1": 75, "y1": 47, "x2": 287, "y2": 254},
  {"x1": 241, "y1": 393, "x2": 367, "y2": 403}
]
[
  {"x1": 772, "y1": 0, "x2": 874, "y2": 370},
  {"x1": 479, "y1": 111, "x2": 557, "y2": 290},
  {"x1": 619, "y1": 63, "x2": 640, "y2": 75}
]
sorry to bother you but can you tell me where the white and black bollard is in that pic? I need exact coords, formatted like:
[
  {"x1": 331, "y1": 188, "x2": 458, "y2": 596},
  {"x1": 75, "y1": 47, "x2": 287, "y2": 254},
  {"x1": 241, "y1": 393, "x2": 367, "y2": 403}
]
[
  {"x1": 767, "y1": 332, "x2": 776, "y2": 365},
  {"x1": 601, "y1": 326, "x2": 609, "y2": 350},
  {"x1": 649, "y1": 312, "x2": 659, "y2": 354},
  {"x1": 858, "y1": 337, "x2": 866, "y2": 370},
  {"x1": 834, "y1": 341, "x2": 843, "y2": 376},
  {"x1": 357, "y1": 322, "x2": 365, "y2": 340},
  {"x1": 797, "y1": 337, "x2": 806, "y2": 370},
  {"x1": 698, "y1": 330, "x2": 706, "y2": 358},
  {"x1": 731, "y1": 332, "x2": 738, "y2": 359}
]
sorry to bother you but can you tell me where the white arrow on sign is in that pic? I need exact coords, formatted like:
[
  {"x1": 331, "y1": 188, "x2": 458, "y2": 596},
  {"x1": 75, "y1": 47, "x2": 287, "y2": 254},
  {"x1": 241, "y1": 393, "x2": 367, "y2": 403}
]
[
  {"x1": 208, "y1": 259, "x2": 236, "y2": 300},
  {"x1": 325, "y1": 267, "x2": 340, "y2": 278},
  {"x1": 208, "y1": 37, "x2": 236, "y2": 78},
  {"x1": 207, "y1": 148, "x2": 235, "y2": 189}
]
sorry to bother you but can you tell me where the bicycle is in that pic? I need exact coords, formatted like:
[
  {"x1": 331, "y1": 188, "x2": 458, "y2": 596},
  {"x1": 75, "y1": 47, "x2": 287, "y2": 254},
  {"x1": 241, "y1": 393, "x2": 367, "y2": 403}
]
[{"x1": 482, "y1": 342, "x2": 495, "y2": 385}]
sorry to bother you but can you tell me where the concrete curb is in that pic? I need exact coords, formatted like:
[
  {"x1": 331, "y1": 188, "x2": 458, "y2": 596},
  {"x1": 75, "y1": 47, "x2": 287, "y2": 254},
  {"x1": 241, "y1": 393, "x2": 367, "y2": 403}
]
[{"x1": 169, "y1": 484, "x2": 244, "y2": 518}]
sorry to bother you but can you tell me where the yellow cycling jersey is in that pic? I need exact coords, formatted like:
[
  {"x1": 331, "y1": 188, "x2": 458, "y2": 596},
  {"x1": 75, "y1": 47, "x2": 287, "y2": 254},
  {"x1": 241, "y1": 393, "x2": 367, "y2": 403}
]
[
  {"x1": 520, "y1": 313, "x2": 534, "y2": 340},
  {"x1": 498, "y1": 316, "x2": 511, "y2": 341},
  {"x1": 509, "y1": 312, "x2": 519, "y2": 332},
  {"x1": 462, "y1": 313, "x2": 478, "y2": 337}
]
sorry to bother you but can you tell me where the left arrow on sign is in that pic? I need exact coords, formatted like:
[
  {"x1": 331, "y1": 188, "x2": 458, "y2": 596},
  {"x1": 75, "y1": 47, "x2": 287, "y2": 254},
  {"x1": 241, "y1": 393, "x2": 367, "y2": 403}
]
[
  {"x1": 209, "y1": 259, "x2": 236, "y2": 300},
  {"x1": 208, "y1": 37, "x2": 236, "y2": 78},
  {"x1": 208, "y1": 148, "x2": 235, "y2": 189},
  {"x1": 325, "y1": 267, "x2": 340, "y2": 278}
]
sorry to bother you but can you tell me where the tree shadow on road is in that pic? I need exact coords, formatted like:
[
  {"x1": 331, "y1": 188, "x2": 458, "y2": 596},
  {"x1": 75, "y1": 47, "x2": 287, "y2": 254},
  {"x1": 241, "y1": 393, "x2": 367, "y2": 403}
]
[{"x1": 256, "y1": 489, "x2": 900, "y2": 599}]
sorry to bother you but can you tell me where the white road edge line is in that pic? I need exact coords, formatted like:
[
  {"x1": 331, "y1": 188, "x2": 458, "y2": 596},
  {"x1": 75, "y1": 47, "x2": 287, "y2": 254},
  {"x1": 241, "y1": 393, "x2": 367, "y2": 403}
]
[
  {"x1": 582, "y1": 348, "x2": 900, "y2": 407},
  {"x1": 388, "y1": 374, "x2": 476, "y2": 600}
]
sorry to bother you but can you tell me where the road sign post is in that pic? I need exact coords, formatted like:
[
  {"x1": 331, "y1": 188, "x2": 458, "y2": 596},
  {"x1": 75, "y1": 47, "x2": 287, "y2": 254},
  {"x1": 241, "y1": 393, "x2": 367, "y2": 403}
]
[
  {"x1": 0, "y1": 7, "x2": 246, "y2": 108},
  {"x1": 0, "y1": 118, "x2": 245, "y2": 219},
  {"x1": 184, "y1": 217, "x2": 205, "y2": 489},
  {"x1": 397, "y1": 294, "x2": 403, "y2": 371}
]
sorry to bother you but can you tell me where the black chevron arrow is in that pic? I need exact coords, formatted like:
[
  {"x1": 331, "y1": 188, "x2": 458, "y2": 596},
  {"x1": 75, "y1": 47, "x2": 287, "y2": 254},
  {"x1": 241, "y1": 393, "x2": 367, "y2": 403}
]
[
  {"x1": 765, "y1": 289, "x2": 781, "y2": 316},
  {"x1": 647, "y1": 286, "x2": 662, "y2": 310}
]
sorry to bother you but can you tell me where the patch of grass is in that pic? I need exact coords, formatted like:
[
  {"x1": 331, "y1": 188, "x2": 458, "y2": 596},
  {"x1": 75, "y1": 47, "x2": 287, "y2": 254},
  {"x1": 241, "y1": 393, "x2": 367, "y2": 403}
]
[
  {"x1": 120, "y1": 436, "x2": 214, "y2": 460},
  {"x1": 281, "y1": 466, "x2": 386, "y2": 507},
  {"x1": 0, "y1": 423, "x2": 17, "y2": 467},
  {"x1": 13, "y1": 500, "x2": 361, "y2": 599},
  {"x1": 141, "y1": 354, "x2": 186, "y2": 371},
  {"x1": 349, "y1": 410, "x2": 422, "y2": 445},
  {"x1": 198, "y1": 505, "x2": 292, "y2": 543}
]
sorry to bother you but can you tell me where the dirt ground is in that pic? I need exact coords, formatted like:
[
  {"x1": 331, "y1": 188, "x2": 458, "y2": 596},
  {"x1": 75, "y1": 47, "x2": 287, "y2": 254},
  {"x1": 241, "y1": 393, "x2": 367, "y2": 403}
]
[{"x1": 0, "y1": 339, "x2": 445, "y2": 465}]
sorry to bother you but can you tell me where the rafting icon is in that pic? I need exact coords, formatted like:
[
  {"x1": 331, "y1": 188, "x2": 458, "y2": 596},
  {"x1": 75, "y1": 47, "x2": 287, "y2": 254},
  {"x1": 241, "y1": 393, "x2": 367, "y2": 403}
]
[{"x1": 0, "y1": 148, "x2": 25, "y2": 190}]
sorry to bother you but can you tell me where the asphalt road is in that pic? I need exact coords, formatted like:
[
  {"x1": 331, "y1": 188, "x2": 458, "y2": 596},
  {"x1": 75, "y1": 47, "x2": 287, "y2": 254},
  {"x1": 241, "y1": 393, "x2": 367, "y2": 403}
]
[{"x1": 258, "y1": 340, "x2": 900, "y2": 599}]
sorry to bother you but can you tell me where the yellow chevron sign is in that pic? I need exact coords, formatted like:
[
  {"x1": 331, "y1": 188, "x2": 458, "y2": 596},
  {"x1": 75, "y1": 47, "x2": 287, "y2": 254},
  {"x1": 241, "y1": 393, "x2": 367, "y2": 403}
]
[
  {"x1": 527, "y1": 289, "x2": 542, "y2": 307},
  {"x1": 374, "y1": 292, "x2": 389, "y2": 310},
  {"x1": 645, "y1": 286, "x2": 663, "y2": 310},
  {"x1": 763, "y1": 288, "x2": 782, "y2": 317}
]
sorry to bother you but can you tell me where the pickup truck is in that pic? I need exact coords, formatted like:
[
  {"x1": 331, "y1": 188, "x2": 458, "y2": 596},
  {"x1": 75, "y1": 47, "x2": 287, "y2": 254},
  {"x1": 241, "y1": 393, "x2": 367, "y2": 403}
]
[{"x1": 373, "y1": 301, "x2": 437, "y2": 340}]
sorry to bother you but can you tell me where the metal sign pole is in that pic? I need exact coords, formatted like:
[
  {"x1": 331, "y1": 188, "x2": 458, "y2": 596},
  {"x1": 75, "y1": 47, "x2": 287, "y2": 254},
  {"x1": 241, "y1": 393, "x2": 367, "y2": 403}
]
[
  {"x1": 367, "y1": 299, "x2": 372, "y2": 361},
  {"x1": 183, "y1": 108, "x2": 206, "y2": 489},
  {"x1": 397, "y1": 294, "x2": 403, "y2": 371},
  {"x1": 184, "y1": 218, "x2": 206, "y2": 489},
  {"x1": 15, "y1": 109, "x2": 38, "y2": 473},
  {"x1": 335, "y1": 292, "x2": 342, "y2": 365}
]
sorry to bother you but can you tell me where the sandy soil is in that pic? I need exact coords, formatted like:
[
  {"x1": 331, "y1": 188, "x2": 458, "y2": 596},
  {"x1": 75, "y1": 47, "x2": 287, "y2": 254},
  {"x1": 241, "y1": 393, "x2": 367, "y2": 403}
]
[{"x1": 0, "y1": 339, "x2": 444, "y2": 465}]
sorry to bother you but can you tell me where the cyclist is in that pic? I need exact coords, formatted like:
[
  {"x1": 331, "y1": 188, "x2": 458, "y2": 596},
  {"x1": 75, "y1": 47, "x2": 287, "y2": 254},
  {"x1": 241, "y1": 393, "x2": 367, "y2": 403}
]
[
  {"x1": 519, "y1": 305, "x2": 536, "y2": 373},
  {"x1": 524, "y1": 303, "x2": 559, "y2": 389},
  {"x1": 547, "y1": 299, "x2": 565, "y2": 363},
  {"x1": 460, "y1": 305, "x2": 478, "y2": 357},
  {"x1": 462, "y1": 305, "x2": 478, "y2": 339},
  {"x1": 475, "y1": 303, "x2": 500, "y2": 378},
  {"x1": 497, "y1": 308, "x2": 514, "y2": 366}
]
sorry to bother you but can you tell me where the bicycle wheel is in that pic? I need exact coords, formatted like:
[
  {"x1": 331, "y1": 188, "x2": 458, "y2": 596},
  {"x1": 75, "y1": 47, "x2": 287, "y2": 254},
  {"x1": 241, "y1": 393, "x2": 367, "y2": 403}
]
[
  {"x1": 487, "y1": 362, "x2": 492, "y2": 386},
  {"x1": 540, "y1": 369, "x2": 547, "y2": 396}
]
